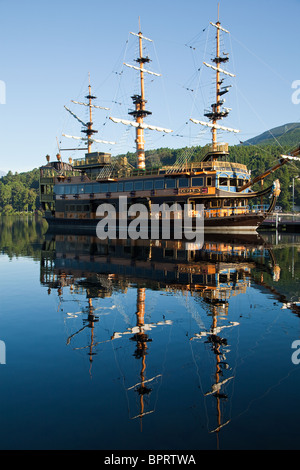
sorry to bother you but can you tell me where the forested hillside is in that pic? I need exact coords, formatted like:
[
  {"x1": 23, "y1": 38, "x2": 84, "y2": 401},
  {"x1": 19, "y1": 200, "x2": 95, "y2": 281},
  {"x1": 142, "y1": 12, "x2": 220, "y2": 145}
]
[
  {"x1": 0, "y1": 169, "x2": 40, "y2": 214},
  {"x1": 242, "y1": 122, "x2": 300, "y2": 147},
  {"x1": 0, "y1": 141, "x2": 299, "y2": 213}
]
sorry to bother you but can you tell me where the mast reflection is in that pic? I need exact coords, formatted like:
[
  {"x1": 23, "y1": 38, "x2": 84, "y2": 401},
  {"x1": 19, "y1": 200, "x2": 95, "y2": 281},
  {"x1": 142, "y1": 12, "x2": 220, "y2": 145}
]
[{"x1": 40, "y1": 231, "x2": 279, "y2": 439}]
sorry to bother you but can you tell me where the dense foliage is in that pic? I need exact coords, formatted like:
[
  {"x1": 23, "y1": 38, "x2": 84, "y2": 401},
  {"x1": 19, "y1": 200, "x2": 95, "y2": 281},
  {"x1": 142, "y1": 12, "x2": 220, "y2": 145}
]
[
  {"x1": 0, "y1": 141, "x2": 299, "y2": 214},
  {"x1": 0, "y1": 216, "x2": 48, "y2": 259},
  {"x1": 0, "y1": 169, "x2": 40, "y2": 214}
]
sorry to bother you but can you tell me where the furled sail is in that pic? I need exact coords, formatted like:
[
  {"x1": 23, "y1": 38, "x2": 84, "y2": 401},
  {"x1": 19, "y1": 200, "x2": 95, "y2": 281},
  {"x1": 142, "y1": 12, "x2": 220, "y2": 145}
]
[
  {"x1": 124, "y1": 63, "x2": 161, "y2": 77},
  {"x1": 62, "y1": 134, "x2": 83, "y2": 140},
  {"x1": 62, "y1": 133, "x2": 116, "y2": 145},
  {"x1": 130, "y1": 31, "x2": 152, "y2": 42},
  {"x1": 203, "y1": 62, "x2": 235, "y2": 77},
  {"x1": 109, "y1": 116, "x2": 172, "y2": 133},
  {"x1": 71, "y1": 100, "x2": 109, "y2": 110},
  {"x1": 210, "y1": 22, "x2": 230, "y2": 33},
  {"x1": 190, "y1": 118, "x2": 240, "y2": 133},
  {"x1": 93, "y1": 138, "x2": 116, "y2": 145}
]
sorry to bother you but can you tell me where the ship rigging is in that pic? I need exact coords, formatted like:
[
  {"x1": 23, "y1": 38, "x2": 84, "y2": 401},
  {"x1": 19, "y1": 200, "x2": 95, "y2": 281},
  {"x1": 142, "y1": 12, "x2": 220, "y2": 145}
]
[{"x1": 39, "y1": 11, "x2": 300, "y2": 234}]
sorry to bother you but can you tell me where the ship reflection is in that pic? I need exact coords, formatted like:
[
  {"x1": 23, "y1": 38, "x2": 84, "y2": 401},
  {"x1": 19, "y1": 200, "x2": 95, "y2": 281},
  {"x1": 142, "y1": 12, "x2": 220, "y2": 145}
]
[{"x1": 40, "y1": 231, "x2": 279, "y2": 443}]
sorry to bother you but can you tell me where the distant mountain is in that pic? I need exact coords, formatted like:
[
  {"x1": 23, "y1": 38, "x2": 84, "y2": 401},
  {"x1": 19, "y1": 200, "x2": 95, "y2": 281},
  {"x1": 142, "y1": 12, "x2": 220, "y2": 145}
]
[{"x1": 242, "y1": 122, "x2": 300, "y2": 147}]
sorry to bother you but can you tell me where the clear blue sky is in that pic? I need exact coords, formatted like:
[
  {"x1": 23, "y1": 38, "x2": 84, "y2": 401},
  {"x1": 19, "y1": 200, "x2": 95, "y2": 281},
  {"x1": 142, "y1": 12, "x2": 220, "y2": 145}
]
[{"x1": 1, "y1": 0, "x2": 300, "y2": 173}]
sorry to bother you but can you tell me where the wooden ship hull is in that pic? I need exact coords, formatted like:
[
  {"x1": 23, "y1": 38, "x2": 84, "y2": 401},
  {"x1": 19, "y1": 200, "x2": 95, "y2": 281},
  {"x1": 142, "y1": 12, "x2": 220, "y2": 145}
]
[{"x1": 44, "y1": 210, "x2": 266, "y2": 233}]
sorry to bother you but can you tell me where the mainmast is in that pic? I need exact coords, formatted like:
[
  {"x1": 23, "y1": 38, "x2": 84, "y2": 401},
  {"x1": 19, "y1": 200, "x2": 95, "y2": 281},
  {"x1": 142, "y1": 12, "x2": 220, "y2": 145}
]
[
  {"x1": 128, "y1": 19, "x2": 152, "y2": 170},
  {"x1": 212, "y1": 4, "x2": 223, "y2": 148},
  {"x1": 190, "y1": 4, "x2": 239, "y2": 157},
  {"x1": 110, "y1": 20, "x2": 172, "y2": 170}
]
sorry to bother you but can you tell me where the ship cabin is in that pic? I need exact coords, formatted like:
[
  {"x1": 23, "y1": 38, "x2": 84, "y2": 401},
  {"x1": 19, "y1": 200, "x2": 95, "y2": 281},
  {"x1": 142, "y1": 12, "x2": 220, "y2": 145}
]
[{"x1": 40, "y1": 144, "x2": 252, "y2": 222}]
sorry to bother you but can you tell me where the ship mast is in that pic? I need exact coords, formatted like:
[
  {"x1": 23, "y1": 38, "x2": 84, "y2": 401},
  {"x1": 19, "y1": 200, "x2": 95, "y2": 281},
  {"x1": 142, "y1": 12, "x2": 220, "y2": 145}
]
[
  {"x1": 212, "y1": 4, "x2": 221, "y2": 149},
  {"x1": 134, "y1": 287, "x2": 149, "y2": 431},
  {"x1": 85, "y1": 74, "x2": 98, "y2": 153},
  {"x1": 129, "y1": 18, "x2": 152, "y2": 170},
  {"x1": 62, "y1": 74, "x2": 116, "y2": 151},
  {"x1": 190, "y1": 4, "x2": 239, "y2": 158},
  {"x1": 109, "y1": 20, "x2": 172, "y2": 170}
]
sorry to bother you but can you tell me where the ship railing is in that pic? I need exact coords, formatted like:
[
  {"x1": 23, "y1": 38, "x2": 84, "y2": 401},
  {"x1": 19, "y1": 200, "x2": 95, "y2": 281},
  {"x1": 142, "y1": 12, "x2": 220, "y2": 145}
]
[
  {"x1": 72, "y1": 159, "x2": 86, "y2": 166},
  {"x1": 188, "y1": 210, "x2": 203, "y2": 218},
  {"x1": 204, "y1": 206, "x2": 251, "y2": 218},
  {"x1": 40, "y1": 194, "x2": 54, "y2": 202},
  {"x1": 164, "y1": 160, "x2": 248, "y2": 173},
  {"x1": 211, "y1": 161, "x2": 247, "y2": 170},
  {"x1": 92, "y1": 160, "x2": 248, "y2": 179},
  {"x1": 207, "y1": 142, "x2": 229, "y2": 154},
  {"x1": 152, "y1": 206, "x2": 262, "y2": 219},
  {"x1": 40, "y1": 176, "x2": 55, "y2": 184},
  {"x1": 250, "y1": 204, "x2": 269, "y2": 213}
]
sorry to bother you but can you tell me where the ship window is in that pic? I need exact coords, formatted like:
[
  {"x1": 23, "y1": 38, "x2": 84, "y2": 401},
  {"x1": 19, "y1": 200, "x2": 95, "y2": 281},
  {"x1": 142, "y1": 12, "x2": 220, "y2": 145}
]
[
  {"x1": 70, "y1": 205, "x2": 75, "y2": 211},
  {"x1": 54, "y1": 185, "x2": 64, "y2": 195},
  {"x1": 229, "y1": 178, "x2": 236, "y2": 187},
  {"x1": 84, "y1": 184, "x2": 93, "y2": 194},
  {"x1": 178, "y1": 178, "x2": 189, "y2": 188},
  {"x1": 210, "y1": 200, "x2": 221, "y2": 208},
  {"x1": 219, "y1": 177, "x2": 228, "y2": 186},
  {"x1": 84, "y1": 205, "x2": 90, "y2": 212},
  {"x1": 154, "y1": 180, "x2": 164, "y2": 189},
  {"x1": 206, "y1": 177, "x2": 212, "y2": 186},
  {"x1": 223, "y1": 199, "x2": 232, "y2": 207},
  {"x1": 125, "y1": 181, "x2": 133, "y2": 191},
  {"x1": 110, "y1": 183, "x2": 118, "y2": 192},
  {"x1": 134, "y1": 181, "x2": 143, "y2": 190},
  {"x1": 238, "y1": 179, "x2": 245, "y2": 186},
  {"x1": 165, "y1": 179, "x2": 176, "y2": 189},
  {"x1": 92, "y1": 183, "x2": 100, "y2": 193},
  {"x1": 144, "y1": 180, "x2": 153, "y2": 190},
  {"x1": 100, "y1": 183, "x2": 108, "y2": 193},
  {"x1": 118, "y1": 182, "x2": 124, "y2": 192},
  {"x1": 164, "y1": 249, "x2": 174, "y2": 258},
  {"x1": 192, "y1": 177, "x2": 203, "y2": 187},
  {"x1": 77, "y1": 205, "x2": 83, "y2": 212}
]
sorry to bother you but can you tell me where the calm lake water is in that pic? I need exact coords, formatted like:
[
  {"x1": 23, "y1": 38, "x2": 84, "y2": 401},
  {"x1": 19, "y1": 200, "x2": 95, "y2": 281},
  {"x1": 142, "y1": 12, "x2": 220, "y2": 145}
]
[{"x1": 0, "y1": 216, "x2": 300, "y2": 450}]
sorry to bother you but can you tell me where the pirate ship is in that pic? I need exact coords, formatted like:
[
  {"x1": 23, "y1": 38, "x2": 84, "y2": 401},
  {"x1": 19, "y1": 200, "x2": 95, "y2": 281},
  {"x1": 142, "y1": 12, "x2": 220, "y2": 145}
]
[{"x1": 39, "y1": 13, "x2": 300, "y2": 234}]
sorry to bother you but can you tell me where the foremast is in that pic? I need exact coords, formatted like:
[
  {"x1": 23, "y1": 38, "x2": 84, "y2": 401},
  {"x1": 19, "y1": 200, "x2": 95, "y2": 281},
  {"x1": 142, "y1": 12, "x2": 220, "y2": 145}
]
[
  {"x1": 62, "y1": 74, "x2": 115, "y2": 153},
  {"x1": 84, "y1": 76, "x2": 100, "y2": 153},
  {"x1": 110, "y1": 20, "x2": 172, "y2": 170}
]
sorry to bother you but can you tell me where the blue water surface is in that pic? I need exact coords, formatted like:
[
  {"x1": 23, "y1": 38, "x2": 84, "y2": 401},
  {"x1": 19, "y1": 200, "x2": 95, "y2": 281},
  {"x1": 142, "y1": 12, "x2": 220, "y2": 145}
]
[{"x1": 0, "y1": 217, "x2": 300, "y2": 450}]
